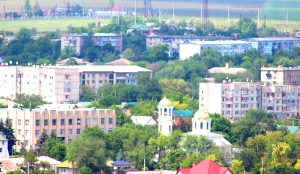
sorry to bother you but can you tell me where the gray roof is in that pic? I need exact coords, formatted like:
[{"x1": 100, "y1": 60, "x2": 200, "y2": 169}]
[
  {"x1": 77, "y1": 65, "x2": 152, "y2": 73},
  {"x1": 248, "y1": 37, "x2": 300, "y2": 41},
  {"x1": 147, "y1": 35, "x2": 234, "y2": 40}
]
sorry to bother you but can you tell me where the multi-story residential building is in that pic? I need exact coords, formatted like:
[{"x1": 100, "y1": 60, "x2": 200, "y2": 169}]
[
  {"x1": 0, "y1": 66, "x2": 80, "y2": 104},
  {"x1": 78, "y1": 65, "x2": 152, "y2": 91},
  {"x1": 247, "y1": 37, "x2": 300, "y2": 56},
  {"x1": 180, "y1": 41, "x2": 254, "y2": 60},
  {"x1": 261, "y1": 85, "x2": 300, "y2": 119},
  {"x1": 261, "y1": 66, "x2": 300, "y2": 85},
  {"x1": 61, "y1": 33, "x2": 123, "y2": 56},
  {"x1": 61, "y1": 34, "x2": 88, "y2": 55},
  {"x1": 146, "y1": 35, "x2": 235, "y2": 57},
  {"x1": 92, "y1": 33, "x2": 123, "y2": 53},
  {"x1": 199, "y1": 82, "x2": 262, "y2": 120},
  {"x1": 0, "y1": 107, "x2": 116, "y2": 152}
]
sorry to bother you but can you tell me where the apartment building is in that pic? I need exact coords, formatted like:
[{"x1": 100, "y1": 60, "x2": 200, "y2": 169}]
[
  {"x1": 146, "y1": 35, "x2": 235, "y2": 57},
  {"x1": 61, "y1": 34, "x2": 88, "y2": 55},
  {"x1": 0, "y1": 107, "x2": 116, "y2": 152},
  {"x1": 0, "y1": 66, "x2": 80, "y2": 104},
  {"x1": 247, "y1": 37, "x2": 300, "y2": 56},
  {"x1": 261, "y1": 85, "x2": 300, "y2": 118},
  {"x1": 261, "y1": 66, "x2": 300, "y2": 85},
  {"x1": 199, "y1": 82, "x2": 262, "y2": 120},
  {"x1": 78, "y1": 65, "x2": 152, "y2": 91},
  {"x1": 93, "y1": 33, "x2": 123, "y2": 53},
  {"x1": 61, "y1": 33, "x2": 123, "y2": 56},
  {"x1": 180, "y1": 41, "x2": 254, "y2": 60}
]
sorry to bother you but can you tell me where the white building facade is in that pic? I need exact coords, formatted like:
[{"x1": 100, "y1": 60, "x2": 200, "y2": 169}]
[
  {"x1": 157, "y1": 97, "x2": 173, "y2": 136},
  {"x1": 0, "y1": 132, "x2": 9, "y2": 159}
]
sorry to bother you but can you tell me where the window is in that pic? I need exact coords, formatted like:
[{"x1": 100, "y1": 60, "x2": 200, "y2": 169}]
[
  {"x1": 60, "y1": 119, "x2": 65, "y2": 125},
  {"x1": 235, "y1": 97, "x2": 238, "y2": 101},
  {"x1": 76, "y1": 129, "x2": 80, "y2": 134},
  {"x1": 200, "y1": 122, "x2": 203, "y2": 129},
  {"x1": 0, "y1": 148, "x2": 2, "y2": 152},
  {"x1": 101, "y1": 118, "x2": 105, "y2": 124},
  {"x1": 66, "y1": 75, "x2": 69, "y2": 79},
  {"x1": 77, "y1": 119, "x2": 81, "y2": 125},
  {"x1": 109, "y1": 118, "x2": 113, "y2": 124},
  {"x1": 35, "y1": 130, "x2": 40, "y2": 136},
  {"x1": 93, "y1": 118, "x2": 97, "y2": 125},
  {"x1": 25, "y1": 130, "x2": 29, "y2": 135},
  {"x1": 36, "y1": 120, "x2": 40, "y2": 126},
  {"x1": 25, "y1": 119, "x2": 29, "y2": 125},
  {"x1": 60, "y1": 129, "x2": 64, "y2": 135},
  {"x1": 52, "y1": 119, "x2": 56, "y2": 125},
  {"x1": 92, "y1": 80, "x2": 95, "y2": 84},
  {"x1": 68, "y1": 119, "x2": 72, "y2": 125},
  {"x1": 18, "y1": 119, "x2": 21, "y2": 125},
  {"x1": 2, "y1": 141, "x2": 4, "y2": 145},
  {"x1": 68, "y1": 129, "x2": 72, "y2": 135},
  {"x1": 44, "y1": 119, "x2": 48, "y2": 126},
  {"x1": 99, "y1": 80, "x2": 102, "y2": 83},
  {"x1": 66, "y1": 95, "x2": 69, "y2": 99},
  {"x1": 108, "y1": 128, "x2": 113, "y2": 133},
  {"x1": 18, "y1": 129, "x2": 21, "y2": 135},
  {"x1": 235, "y1": 104, "x2": 238, "y2": 108}
]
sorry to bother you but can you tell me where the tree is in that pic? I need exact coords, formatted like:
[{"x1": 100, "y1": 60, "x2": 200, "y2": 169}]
[
  {"x1": 67, "y1": 126, "x2": 109, "y2": 173},
  {"x1": 24, "y1": 0, "x2": 32, "y2": 17},
  {"x1": 130, "y1": 100, "x2": 156, "y2": 116},
  {"x1": 271, "y1": 142, "x2": 292, "y2": 167},
  {"x1": 235, "y1": 148, "x2": 258, "y2": 172},
  {"x1": 231, "y1": 159, "x2": 244, "y2": 174},
  {"x1": 79, "y1": 85, "x2": 97, "y2": 102},
  {"x1": 77, "y1": 166, "x2": 92, "y2": 174},
  {"x1": 159, "y1": 79, "x2": 190, "y2": 95},
  {"x1": 38, "y1": 161, "x2": 51, "y2": 170},
  {"x1": 59, "y1": 46, "x2": 76, "y2": 60},
  {"x1": 149, "y1": 44, "x2": 169, "y2": 62},
  {"x1": 162, "y1": 149, "x2": 186, "y2": 170},
  {"x1": 16, "y1": 28, "x2": 32, "y2": 41},
  {"x1": 24, "y1": 152, "x2": 38, "y2": 167},
  {"x1": 42, "y1": 130, "x2": 66, "y2": 161},
  {"x1": 2, "y1": 118, "x2": 17, "y2": 155},
  {"x1": 84, "y1": 47, "x2": 99, "y2": 62},
  {"x1": 36, "y1": 129, "x2": 48, "y2": 155},
  {"x1": 123, "y1": 48, "x2": 137, "y2": 61},
  {"x1": 181, "y1": 135, "x2": 213, "y2": 153},
  {"x1": 6, "y1": 169, "x2": 24, "y2": 174}
]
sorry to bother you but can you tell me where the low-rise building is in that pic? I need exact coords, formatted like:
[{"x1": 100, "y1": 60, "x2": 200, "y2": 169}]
[
  {"x1": 93, "y1": 33, "x2": 123, "y2": 53},
  {"x1": 131, "y1": 116, "x2": 157, "y2": 126},
  {"x1": 179, "y1": 40, "x2": 253, "y2": 60},
  {"x1": 61, "y1": 34, "x2": 88, "y2": 56},
  {"x1": 208, "y1": 62, "x2": 247, "y2": 75},
  {"x1": 261, "y1": 65, "x2": 300, "y2": 85},
  {"x1": 0, "y1": 132, "x2": 9, "y2": 159},
  {"x1": 247, "y1": 37, "x2": 300, "y2": 56},
  {"x1": 0, "y1": 107, "x2": 116, "y2": 152},
  {"x1": 78, "y1": 65, "x2": 152, "y2": 92}
]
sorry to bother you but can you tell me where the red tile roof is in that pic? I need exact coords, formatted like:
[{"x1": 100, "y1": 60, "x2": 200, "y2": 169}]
[{"x1": 176, "y1": 160, "x2": 232, "y2": 174}]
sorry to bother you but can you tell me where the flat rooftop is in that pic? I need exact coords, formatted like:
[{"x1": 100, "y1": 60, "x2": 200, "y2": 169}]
[
  {"x1": 76, "y1": 65, "x2": 152, "y2": 73},
  {"x1": 185, "y1": 40, "x2": 251, "y2": 45},
  {"x1": 147, "y1": 35, "x2": 233, "y2": 39},
  {"x1": 248, "y1": 37, "x2": 300, "y2": 41}
]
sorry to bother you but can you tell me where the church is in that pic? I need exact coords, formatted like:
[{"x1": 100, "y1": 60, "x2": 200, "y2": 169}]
[{"x1": 157, "y1": 97, "x2": 232, "y2": 164}]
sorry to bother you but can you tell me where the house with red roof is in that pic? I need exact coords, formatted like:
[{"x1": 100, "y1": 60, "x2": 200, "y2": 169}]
[{"x1": 176, "y1": 160, "x2": 232, "y2": 174}]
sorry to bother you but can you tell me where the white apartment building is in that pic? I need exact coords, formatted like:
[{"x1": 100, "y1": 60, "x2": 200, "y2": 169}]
[
  {"x1": 261, "y1": 66, "x2": 300, "y2": 85},
  {"x1": 199, "y1": 82, "x2": 262, "y2": 119},
  {"x1": 0, "y1": 107, "x2": 116, "y2": 152},
  {"x1": 0, "y1": 132, "x2": 9, "y2": 159},
  {"x1": 0, "y1": 66, "x2": 80, "y2": 104}
]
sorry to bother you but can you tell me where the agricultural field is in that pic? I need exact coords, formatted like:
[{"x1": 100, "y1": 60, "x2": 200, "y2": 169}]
[{"x1": 260, "y1": 0, "x2": 300, "y2": 20}]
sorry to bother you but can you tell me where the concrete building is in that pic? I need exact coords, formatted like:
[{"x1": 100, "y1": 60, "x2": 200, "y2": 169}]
[
  {"x1": 61, "y1": 34, "x2": 88, "y2": 56},
  {"x1": 157, "y1": 97, "x2": 173, "y2": 136},
  {"x1": 0, "y1": 66, "x2": 80, "y2": 104},
  {"x1": 179, "y1": 41, "x2": 254, "y2": 60},
  {"x1": 247, "y1": 37, "x2": 300, "y2": 56},
  {"x1": 61, "y1": 33, "x2": 123, "y2": 56},
  {"x1": 261, "y1": 85, "x2": 300, "y2": 119},
  {"x1": 93, "y1": 33, "x2": 123, "y2": 53},
  {"x1": 146, "y1": 35, "x2": 235, "y2": 58},
  {"x1": 0, "y1": 132, "x2": 9, "y2": 159},
  {"x1": 199, "y1": 82, "x2": 262, "y2": 119},
  {"x1": 78, "y1": 65, "x2": 152, "y2": 92},
  {"x1": 0, "y1": 107, "x2": 116, "y2": 152},
  {"x1": 261, "y1": 65, "x2": 300, "y2": 85}
]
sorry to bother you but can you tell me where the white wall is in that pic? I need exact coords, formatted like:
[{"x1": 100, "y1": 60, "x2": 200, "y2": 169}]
[
  {"x1": 199, "y1": 83, "x2": 222, "y2": 115},
  {"x1": 0, "y1": 140, "x2": 9, "y2": 159},
  {"x1": 179, "y1": 44, "x2": 200, "y2": 60}
]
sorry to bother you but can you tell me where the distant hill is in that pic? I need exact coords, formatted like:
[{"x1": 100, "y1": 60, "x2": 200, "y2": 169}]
[{"x1": 1, "y1": 0, "x2": 300, "y2": 20}]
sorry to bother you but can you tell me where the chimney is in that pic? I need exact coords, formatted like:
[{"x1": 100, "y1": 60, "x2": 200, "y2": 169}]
[{"x1": 225, "y1": 62, "x2": 229, "y2": 69}]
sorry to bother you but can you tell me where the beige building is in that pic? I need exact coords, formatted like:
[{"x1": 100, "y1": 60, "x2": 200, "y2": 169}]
[
  {"x1": 61, "y1": 34, "x2": 88, "y2": 56},
  {"x1": 208, "y1": 62, "x2": 247, "y2": 75},
  {"x1": 0, "y1": 108, "x2": 116, "y2": 152},
  {"x1": 261, "y1": 85, "x2": 300, "y2": 118},
  {"x1": 78, "y1": 65, "x2": 152, "y2": 92},
  {"x1": 199, "y1": 82, "x2": 262, "y2": 120},
  {"x1": 0, "y1": 66, "x2": 80, "y2": 104},
  {"x1": 261, "y1": 66, "x2": 300, "y2": 85}
]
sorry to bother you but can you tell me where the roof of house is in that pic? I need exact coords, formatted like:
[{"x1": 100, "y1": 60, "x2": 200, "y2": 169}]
[
  {"x1": 37, "y1": 156, "x2": 61, "y2": 165},
  {"x1": 0, "y1": 134, "x2": 7, "y2": 141},
  {"x1": 131, "y1": 116, "x2": 157, "y2": 126},
  {"x1": 177, "y1": 160, "x2": 232, "y2": 174},
  {"x1": 127, "y1": 171, "x2": 177, "y2": 174},
  {"x1": 112, "y1": 160, "x2": 135, "y2": 167},
  {"x1": 106, "y1": 59, "x2": 134, "y2": 65},
  {"x1": 76, "y1": 65, "x2": 152, "y2": 73},
  {"x1": 208, "y1": 67, "x2": 247, "y2": 74},
  {"x1": 57, "y1": 160, "x2": 75, "y2": 168},
  {"x1": 56, "y1": 57, "x2": 92, "y2": 65},
  {"x1": 277, "y1": 125, "x2": 300, "y2": 134},
  {"x1": 0, "y1": 159, "x2": 23, "y2": 173}
]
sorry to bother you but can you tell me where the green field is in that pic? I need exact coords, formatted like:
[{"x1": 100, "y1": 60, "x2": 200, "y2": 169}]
[{"x1": 0, "y1": 18, "x2": 111, "y2": 32}]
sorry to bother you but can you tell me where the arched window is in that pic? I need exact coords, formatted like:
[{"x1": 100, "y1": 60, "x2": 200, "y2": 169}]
[
  {"x1": 164, "y1": 108, "x2": 167, "y2": 116},
  {"x1": 195, "y1": 122, "x2": 197, "y2": 129},
  {"x1": 200, "y1": 122, "x2": 203, "y2": 129},
  {"x1": 207, "y1": 122, "x2": 209, "y2": 130}
]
